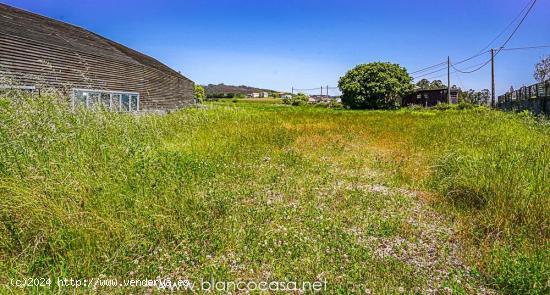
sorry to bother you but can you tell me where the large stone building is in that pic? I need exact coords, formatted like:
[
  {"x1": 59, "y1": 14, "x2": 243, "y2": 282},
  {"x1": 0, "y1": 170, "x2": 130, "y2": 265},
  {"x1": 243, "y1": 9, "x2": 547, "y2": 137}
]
[{"x1": 0, "y1": 3, "x2": 194, "y2": 112}]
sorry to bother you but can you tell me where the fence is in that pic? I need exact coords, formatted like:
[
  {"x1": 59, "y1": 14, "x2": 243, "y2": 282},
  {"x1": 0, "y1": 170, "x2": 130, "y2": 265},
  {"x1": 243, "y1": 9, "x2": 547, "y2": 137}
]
[{"x1": 497, "y1": 81, "x2": 550, "y2": 116}]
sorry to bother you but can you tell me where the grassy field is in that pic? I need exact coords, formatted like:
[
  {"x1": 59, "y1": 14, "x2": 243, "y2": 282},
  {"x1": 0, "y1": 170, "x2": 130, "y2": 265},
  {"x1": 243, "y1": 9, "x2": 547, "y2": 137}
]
[{"x1": 0, "y1": 95, "x2": 548, "y2": 294}]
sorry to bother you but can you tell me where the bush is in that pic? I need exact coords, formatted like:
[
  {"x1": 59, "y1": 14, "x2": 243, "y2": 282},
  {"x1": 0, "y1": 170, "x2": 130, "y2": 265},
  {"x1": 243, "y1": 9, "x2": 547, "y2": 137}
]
[
  {"x1": 406, "y1": 104, "x2": 424, "y2": 111},
  {"x1": 194, "y1": 85, "x2": 205, "y2": 103},
  {"x1": 282, "y1": 93, "x2": 309, "y2": 106},
  {"x1": 338, "y1": 62, "x2": 414, "y2": 109},
  {"x1": 312, "y1": 101, "x2": 344, "y2": 109},
  {"x1": 432, "y1": 103, "x2": 454, "y2": 110}
]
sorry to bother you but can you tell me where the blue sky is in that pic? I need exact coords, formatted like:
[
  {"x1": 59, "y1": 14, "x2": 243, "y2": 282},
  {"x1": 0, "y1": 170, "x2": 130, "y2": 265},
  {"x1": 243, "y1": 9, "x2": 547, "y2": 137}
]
[{"x1": 4, "y1": 0, "x2": 550, "y2": 94}]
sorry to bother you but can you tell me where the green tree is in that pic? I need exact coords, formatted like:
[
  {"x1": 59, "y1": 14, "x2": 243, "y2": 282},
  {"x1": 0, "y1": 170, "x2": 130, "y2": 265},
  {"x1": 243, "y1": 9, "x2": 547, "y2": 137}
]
[
  {"x1": 338, "y1": 62, "x2": 414, "y2": 109},
  {"x1": 194, "y1": 85, "x2": 205, "y2": 103},
  {"x1": 534, "y1": 55, "x2": 550, "y2": 82},
  {"x1": 430, "y1": 80, "x2": 446, "y2": 89},
  {"x1": 416, "y1": 78, "x2": 431, "y2": 90}
]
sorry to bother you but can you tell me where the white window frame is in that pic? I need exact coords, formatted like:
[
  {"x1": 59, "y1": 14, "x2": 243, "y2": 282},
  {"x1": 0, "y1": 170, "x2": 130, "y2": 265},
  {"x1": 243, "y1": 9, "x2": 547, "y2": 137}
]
[{"x1": 71, "y1": 88, "x2": 140, "y2": 112}]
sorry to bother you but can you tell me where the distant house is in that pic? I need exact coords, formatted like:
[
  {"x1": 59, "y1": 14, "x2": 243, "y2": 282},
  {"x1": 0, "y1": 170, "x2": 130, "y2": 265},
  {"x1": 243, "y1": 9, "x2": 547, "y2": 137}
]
[
  {"x1": 260, "y1": 92, "x2": 270, "y2": 98},
  {"x1": 0, "y1": 3, "x2": 194, "y2": 112},
  {"x1": 281, "y1": 94, "x2": 292, "y2": 99},
  {"x1": 401, "y1": 88, "x2": 459, "y2": 107},
  {"x1": 249, "y1": 93, "x2": 260, "y2": 98}
]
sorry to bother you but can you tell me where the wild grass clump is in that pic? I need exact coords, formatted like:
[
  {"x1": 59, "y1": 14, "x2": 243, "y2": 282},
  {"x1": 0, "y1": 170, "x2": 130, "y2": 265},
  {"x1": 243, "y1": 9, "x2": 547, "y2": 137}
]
[
  {"x1": 432, "y1": 101, "x2": 479, "y2": 110},
  {"x1": 0, "y1": 92, "x2": 165, "y2": 278},
  {"x1": 312, "y1": 101, "x2": 344, "y2": 109},
  {"x1": 423, "y1": 110, "x2": 549, "y2": 294}
]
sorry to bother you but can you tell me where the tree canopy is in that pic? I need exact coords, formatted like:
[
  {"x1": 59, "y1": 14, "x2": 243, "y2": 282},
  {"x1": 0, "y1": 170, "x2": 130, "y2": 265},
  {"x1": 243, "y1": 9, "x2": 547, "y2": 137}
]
[
  {"x1": 416, "y1": 79, "x2": 448, "y2": 90},
  {"x1": 416, "y1": 79, "x2": 431, "y2": 90},
  {"x1": 338, "y1": 62, "x2": 414, "y2": 109},
  {"x1": 534, "y1": 55, "x2": 550, "y2": 83}
]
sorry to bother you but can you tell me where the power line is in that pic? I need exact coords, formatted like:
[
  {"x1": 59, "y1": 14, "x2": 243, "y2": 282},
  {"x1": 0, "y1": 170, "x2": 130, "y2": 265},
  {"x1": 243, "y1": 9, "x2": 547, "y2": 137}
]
[
  {"x1": 414, "y1": 52, "x2": 489, "y2": 79},
  {"x1": 454, "y1": 50, "x2": 490, "y2": 66},
  {"x1": 410, "y1": 0, "x2": 538, "y2": 84},
  {"x1": 423, "y1": 61, "x2": 488, "y2": 80},
  {"x1": 293, "y1": 87, "x2": 323, "y2": 91},
  {"x1": 410, "y1": 61, "x2": 447, "y2": 75},
  {"x1": 474, "y1": 0, "x2": 535, "y2": 55},
  {"x1": 451, "y1": 60, "x2": 491, "y2": 74},
  {"x1": 500, "y1": 45, "x2": 550, "y2": 51},
  {"x1": 495, "y1": 0, "x2": 538, "y2": 55},
  {"x1": 451, "y1": 60, "x2": 492, "y2": 74},
  {"x1": 451, "y1": 0, "x2": 538, "y2": 75},
  {"x1": 413, "y1": 66, "x2": 448, "y2": 80}
]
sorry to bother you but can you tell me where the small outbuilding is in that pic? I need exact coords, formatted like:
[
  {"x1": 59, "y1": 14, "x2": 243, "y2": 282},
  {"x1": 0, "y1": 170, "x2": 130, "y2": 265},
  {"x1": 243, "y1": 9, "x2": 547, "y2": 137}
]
[
  {"x1": 401, "y1": 88, "x2": 459, "y2": 107},
  {"x1": 0, "y1": 3, "x2": 194, "y2": 112}
]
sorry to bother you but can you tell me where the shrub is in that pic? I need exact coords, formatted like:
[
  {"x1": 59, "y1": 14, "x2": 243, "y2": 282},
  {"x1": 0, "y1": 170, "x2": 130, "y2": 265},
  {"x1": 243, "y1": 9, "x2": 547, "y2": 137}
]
[
  {"x1": 282, "y1": 93, "x2": 309, "y2": 106},
  {"x1": 406, "y1": 104, "x2": 424, "y2": 111},
  {"x1": 312, "y1": 101, "x2": 344, "y2": 109},
  {"x1": 432, "y1": 103, "x2": 454, "y2": 110},
  {"x1": 338, "y1": 62, "x2": 414, "y2": 109},
  {"x1": 194, "y1": 85, "x2": 206, "y2": 103}
]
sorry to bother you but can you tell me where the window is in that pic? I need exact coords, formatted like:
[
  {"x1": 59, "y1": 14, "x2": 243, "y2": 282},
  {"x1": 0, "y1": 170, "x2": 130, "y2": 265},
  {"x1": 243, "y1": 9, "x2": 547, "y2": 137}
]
[
  {"x1": 89, "y1": 92, "x2": 100, "y2": 108},
  {"x1": 101, "y1": 93, "x2": 110, "y2": 108},
  {"x1": 111, "y1": 94, "x2": 121, "y2": 111},
  {"x1": 0, "y1": 85, "x2": 37, "y2": 96},
  {"x1": 74, "y1": 90, "x2": 87, "y2": 107},
  {"x1": 121, "y1": 94, "x2": 130, "y2": 111},
  {"x1": 130, "y1": 95, "x2": 139, "y2": 111},
  {"x1": 72, "y1": 89, "x2": 139, "y2": 112}
]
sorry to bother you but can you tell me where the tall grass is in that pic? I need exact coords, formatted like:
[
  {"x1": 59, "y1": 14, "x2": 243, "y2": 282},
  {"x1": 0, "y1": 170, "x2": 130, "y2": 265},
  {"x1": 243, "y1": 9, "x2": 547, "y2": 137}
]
[
  {"x1": 0, "y1": 93, "x2": 548, "y2": 293},
  {"x1": 419, "y1": 110, "x2": 550, "y2": 294},
  {"x1": 0, "y1": 93, "x2": 295, "y2": 287}
]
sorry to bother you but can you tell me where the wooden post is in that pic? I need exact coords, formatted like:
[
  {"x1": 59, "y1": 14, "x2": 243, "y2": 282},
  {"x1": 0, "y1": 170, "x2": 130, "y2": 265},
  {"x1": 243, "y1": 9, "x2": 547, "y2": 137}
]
[
  {"x1": 447, "y1": 56, "x2": 451, "y2": 104},
  {"x1": 491, "y1": 49, "x2": 495, "y2": 107}
]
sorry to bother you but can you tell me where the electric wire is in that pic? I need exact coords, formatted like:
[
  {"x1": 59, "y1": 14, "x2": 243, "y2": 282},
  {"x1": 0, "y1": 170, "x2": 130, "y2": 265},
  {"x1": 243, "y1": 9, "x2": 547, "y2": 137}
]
[{"x1": 451, "y1": 0, "x2": 538, "y2": 74}]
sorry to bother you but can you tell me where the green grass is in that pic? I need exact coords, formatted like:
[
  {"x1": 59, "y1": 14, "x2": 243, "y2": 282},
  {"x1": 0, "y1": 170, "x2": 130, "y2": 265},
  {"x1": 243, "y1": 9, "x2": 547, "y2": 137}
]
[{"x1": 0, "y1": 93, "x2": 548, "y2": 294}]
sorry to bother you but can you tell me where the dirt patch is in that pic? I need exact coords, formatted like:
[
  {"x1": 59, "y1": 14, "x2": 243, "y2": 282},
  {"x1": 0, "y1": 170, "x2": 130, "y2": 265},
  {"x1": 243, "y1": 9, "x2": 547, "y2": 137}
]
[{"x1": 349, "y1": 184, "x2": 497, "y2": 294}]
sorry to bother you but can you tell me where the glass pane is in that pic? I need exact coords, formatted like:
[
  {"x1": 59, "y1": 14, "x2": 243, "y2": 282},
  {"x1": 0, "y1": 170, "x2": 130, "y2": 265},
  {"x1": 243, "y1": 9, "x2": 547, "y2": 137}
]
[
  {"x1": 101, "y1": 93, "x2": 111, "y2": 109},
  {"x1": 89, "y1": 92, "x2": 100, "y2": 108},
  {"x1": 130, "y1": 95, "x2": 138, "y2": 111},
  {"x1": 111, "y1": 94, "x2": 121, "y2": 111},
  {"x1": 121, "y1": 94, "x2": 130, "y2": 111},
  {"x1": 74, "y1": 90, "x2": 87, "y2": 107}
]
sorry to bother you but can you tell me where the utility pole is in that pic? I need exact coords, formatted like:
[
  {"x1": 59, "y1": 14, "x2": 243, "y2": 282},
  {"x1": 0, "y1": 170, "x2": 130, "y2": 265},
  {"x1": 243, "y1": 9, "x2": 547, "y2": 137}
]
[
  {"x1": 321, "y1": 86, "x2": 323, "y2": 96},
  {"x1": 447, "y1": 56, "x2": 451, "y2": 104},
  {"x1": 291, "y1": 87, "x2": 294, "y2": 94},
  {"x1": 491, "y1": 48, "x2": 495, "y2": 107}
]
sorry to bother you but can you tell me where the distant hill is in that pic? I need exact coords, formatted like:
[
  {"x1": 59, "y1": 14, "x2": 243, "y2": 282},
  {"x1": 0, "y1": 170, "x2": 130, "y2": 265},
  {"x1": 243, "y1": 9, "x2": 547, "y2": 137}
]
[{"x1": 203, "y1": 84, "x2": 278, "y2": 97}]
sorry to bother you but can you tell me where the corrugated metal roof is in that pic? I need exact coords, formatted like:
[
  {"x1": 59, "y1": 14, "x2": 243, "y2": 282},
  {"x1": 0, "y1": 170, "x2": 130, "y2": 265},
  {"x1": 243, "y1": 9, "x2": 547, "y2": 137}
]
[{"x1": 0, "y1": 3, "x2": 190, "y2": 82}]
